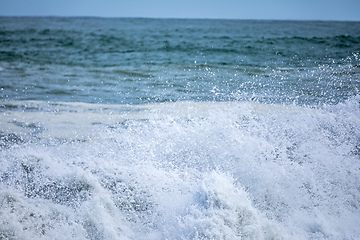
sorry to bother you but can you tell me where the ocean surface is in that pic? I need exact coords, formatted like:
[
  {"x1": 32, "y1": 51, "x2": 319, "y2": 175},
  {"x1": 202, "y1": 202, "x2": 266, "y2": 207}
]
[{"x1": 1, "y1": 17, "x2": 360, "y2": 239}]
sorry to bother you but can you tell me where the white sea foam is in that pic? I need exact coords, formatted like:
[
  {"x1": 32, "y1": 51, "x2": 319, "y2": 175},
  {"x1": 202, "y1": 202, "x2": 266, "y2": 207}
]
[{"x1": 1, "y1": 98, "x2": 360, "y2": 239}]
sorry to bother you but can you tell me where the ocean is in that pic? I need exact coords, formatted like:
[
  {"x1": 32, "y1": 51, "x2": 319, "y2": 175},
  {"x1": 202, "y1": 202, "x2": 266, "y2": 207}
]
[{"x1": 0, "y1": 17, "x2": 360, "y2": 239}]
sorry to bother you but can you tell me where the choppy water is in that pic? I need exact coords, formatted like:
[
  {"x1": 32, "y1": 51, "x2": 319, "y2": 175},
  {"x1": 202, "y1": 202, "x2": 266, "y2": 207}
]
[{"x1": 1, "y1": 17, "x2": 360, "y2": 239}]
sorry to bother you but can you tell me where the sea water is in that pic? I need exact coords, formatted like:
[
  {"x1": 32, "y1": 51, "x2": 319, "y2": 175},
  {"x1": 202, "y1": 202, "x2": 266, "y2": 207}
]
[{"x1": 1, "y1": 17, "x2": 360, "y2": 239}]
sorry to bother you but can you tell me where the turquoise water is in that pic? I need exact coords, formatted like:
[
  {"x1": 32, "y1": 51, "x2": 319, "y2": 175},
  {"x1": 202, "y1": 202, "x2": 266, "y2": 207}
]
[
  {"x1": 1, "y1": 17, "x2": 359, "y2": 105},
  {"x1": 1, "y1": 17, "x2": 360, "y2": 239}
]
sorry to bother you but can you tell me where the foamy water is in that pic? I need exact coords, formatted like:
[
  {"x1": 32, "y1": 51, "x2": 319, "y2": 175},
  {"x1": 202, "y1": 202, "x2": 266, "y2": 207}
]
[{"x1": 1, "y1": 98, "x2": 360, "y2": 239}]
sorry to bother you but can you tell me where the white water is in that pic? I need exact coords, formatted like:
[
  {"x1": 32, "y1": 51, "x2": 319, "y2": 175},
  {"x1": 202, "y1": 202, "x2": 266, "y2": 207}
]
[{"x1": 1, "y1": 98, "x2": 360, "y2": 239}]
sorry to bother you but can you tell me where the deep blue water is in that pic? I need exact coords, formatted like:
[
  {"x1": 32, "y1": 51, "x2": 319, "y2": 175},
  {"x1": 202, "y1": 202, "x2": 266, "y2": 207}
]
[{"x1": 1, "y1": 17, "x2": 360, "y2": 105}]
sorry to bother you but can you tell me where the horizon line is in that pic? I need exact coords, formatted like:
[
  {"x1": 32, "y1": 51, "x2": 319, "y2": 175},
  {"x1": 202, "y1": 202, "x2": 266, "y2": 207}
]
[{"x1": 1, "y1": 15, "x2": 359, "y2": 22}]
